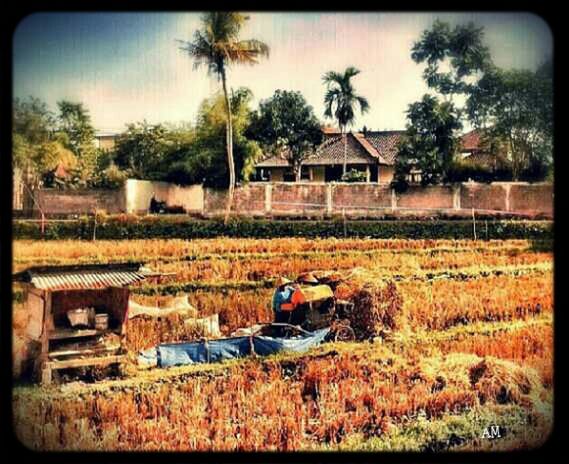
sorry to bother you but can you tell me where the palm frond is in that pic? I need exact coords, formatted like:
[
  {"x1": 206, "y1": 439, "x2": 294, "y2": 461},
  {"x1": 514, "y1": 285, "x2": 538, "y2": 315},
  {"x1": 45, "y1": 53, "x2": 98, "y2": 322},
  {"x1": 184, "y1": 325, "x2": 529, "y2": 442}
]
[
  {"x1": 344, "y1": 66, "x2": 361, "y2": 79},
  {"x1": 356, "y1": 96, "x2": 370, "y2": 114},
  {"x1": 322, "y1": 71, "x2": 343, "y2": 85}
]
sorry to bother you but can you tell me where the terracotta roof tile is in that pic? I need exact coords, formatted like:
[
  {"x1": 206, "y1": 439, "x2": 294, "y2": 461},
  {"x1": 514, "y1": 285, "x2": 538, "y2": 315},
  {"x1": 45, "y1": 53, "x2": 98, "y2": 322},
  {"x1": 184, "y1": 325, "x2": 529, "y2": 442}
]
[
  {"x1": 255, "y1": 130, "x2": 405, "y2": 168},
  {"x1": 364, "y1": 131, "x2": 405, "y2": 166},
  {"x1": 461, "y1": 129, "x2": 482, "y2": 151}
]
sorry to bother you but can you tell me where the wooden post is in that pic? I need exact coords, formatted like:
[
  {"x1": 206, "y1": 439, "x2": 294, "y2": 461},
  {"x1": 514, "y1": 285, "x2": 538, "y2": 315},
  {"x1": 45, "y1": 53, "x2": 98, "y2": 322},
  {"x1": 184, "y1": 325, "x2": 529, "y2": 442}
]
[{"x1": 39, "y1": 291, "x2": 52, "y2": 385}]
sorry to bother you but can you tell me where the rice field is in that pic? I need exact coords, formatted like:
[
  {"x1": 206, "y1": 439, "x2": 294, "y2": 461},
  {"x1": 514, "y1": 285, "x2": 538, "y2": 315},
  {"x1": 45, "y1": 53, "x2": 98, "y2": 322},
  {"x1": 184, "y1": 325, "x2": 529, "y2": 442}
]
[{"x1": 12, "y1": 237, "x2": 554, "y2": 452}]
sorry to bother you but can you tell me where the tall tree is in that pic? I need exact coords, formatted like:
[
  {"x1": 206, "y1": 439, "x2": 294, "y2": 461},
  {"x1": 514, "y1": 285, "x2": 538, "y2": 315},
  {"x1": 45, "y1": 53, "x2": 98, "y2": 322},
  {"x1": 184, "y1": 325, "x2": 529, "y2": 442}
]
[
  {"x1": 411, "y1": 19, "x2": 492, "y2": 103},
  {"x1": 247, "y1": 90, "x2": 323, "y2": 181},
  {"x1": 56, "y1": 101, "x2": 97, "y2": 183},
  {"x1": 180, "y1": 12, "x2": 269, "y2": 220},
  {"x1": 13, "y1": 97, "x2": 76, "y2": 188},
  {"x1": 393, "y1": 94, "x2": 462, "y2": 189},
  {"x1": 322, "y1": 66, "x2": 370, "y2": 176},
  {"x1": 113, "y1": 121, "x2": 171, "y2": 180},
  {"x1": 165, "y1": 88, "x2": 262, "y2": 187},
  {"x1": 466, "y1": 64, "x2": 553, "y2": 180}
]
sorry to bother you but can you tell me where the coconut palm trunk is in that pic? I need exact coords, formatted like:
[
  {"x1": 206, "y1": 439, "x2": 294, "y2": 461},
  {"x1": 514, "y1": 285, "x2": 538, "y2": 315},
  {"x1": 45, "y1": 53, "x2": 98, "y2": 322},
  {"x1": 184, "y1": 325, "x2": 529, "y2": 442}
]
[
  {"x1": 342, "y1": 126, "x2": 347, "y2": 176},
  {"x1": 221, "y1": 69, "x2": 235, "y2": 223}
]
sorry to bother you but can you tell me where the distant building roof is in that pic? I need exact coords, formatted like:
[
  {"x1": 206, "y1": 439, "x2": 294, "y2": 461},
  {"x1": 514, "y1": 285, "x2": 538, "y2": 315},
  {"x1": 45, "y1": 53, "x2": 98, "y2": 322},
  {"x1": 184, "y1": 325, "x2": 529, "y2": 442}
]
[
  {"x1": 255, "y1": 130, "x2": 404, "y2": 168},
  {"x1": 461, "y1": 129, "x2": 482, "y2": 152},
  {"x1": 95, "y1": 131, "x2": 120, "y2": 138}
]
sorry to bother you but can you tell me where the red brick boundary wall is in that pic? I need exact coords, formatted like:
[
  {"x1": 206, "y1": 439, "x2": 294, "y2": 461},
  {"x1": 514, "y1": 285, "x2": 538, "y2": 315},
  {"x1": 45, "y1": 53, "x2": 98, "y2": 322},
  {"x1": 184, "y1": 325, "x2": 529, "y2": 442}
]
[
  {"x1": 203, "y1": 182, "x2": 553, "y2": 218},
  {"x1": 29, "y1": 181, "x2": 553, "y2": 218},
  {"x1": 35, "y1": 189, "x2": 125, "y2": 217}
]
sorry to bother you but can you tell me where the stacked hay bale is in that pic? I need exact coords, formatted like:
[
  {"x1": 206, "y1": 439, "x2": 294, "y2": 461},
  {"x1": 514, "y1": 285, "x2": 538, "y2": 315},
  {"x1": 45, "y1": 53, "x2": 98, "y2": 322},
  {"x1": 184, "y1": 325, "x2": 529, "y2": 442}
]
[
  {"x1": 314, "y1": 268, "x2": 404, "y2": 341},
  {"x1": 346, "y1": 280, "x2": 403, "y2": 340}
]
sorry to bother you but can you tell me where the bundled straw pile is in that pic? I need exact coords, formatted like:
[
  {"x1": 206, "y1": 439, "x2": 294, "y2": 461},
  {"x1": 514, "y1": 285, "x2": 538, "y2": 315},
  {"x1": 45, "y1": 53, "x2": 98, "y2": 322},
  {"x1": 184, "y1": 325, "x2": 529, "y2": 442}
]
[
  {"x1": 323, "y1": 268, "x2": 403, "y2": 340},
  {"x1": 347, "y1": 280, "x2": 403, "y2": 340},
  {"x1": 421, "y1": 353, "x2": 547, "y2": 411}
]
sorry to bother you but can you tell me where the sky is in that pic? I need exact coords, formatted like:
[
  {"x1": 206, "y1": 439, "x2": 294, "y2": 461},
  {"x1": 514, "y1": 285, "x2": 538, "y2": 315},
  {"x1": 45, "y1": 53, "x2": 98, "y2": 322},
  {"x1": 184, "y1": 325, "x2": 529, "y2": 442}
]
[{"x1": 13, "y1": 12, "x2": 553, "y2": 134}]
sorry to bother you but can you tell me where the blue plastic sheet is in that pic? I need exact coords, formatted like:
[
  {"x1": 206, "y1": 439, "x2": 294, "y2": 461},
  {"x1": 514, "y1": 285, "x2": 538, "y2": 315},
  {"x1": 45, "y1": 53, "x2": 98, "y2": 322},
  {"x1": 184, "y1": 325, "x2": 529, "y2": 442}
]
[{"x1": 140, "y1": 327, "x2": 330, "y2": 368}]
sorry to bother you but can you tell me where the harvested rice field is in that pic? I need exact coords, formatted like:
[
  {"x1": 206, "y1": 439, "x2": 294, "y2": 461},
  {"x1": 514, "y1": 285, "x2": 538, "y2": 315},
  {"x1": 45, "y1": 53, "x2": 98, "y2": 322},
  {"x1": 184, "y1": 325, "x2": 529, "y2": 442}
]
[{"x1": 12, "y1": 237, "x2": 554, "y2": 451}]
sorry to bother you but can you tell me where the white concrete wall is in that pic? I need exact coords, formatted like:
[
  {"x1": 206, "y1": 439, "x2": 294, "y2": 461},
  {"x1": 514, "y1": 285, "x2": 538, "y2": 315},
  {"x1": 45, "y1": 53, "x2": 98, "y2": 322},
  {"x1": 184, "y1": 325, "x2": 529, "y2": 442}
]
[
  {"x1": 168, "y1": 183, "x2": 204, "y2": 212},
  {"x1": 124, "y1": 179, "x2": 204, "y2": 214}
]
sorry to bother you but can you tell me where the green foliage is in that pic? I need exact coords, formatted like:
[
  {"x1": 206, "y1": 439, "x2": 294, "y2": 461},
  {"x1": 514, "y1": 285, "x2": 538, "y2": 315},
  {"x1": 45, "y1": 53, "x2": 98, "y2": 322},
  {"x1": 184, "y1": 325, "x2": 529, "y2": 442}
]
[
  {"x1": 393, "y1": 95, "x2": 462, "y2": 188},
  {"x1": 446, "y1": 157, "x2": 512, "y2": 183},
  {"x1": 113, "y1": 121, "x2": 172, "y2": 180},
  {"x1": 411, "y1": 19, "x2": 492, "y2": 98},
  {"x1": 323, "y1": 66, "x2": 370, "y2": 130},
  {"x1": 341, "y1": 169, "x2": 367, "y2": 182},
  {"x1": 165, "y1": 88, "x2": 262, "y2": 188},
  {"x1": 91, "y1": 162, "x2": 129, "y2": 189},
  {"x1": 12, "y1": 217, "x2": 552, "y2": 241},
  {"x1": 12, "y1": 97, "x2": 76, "y2": 184},
  {"x1": 180, "y1": 12, "x2": 269, "y2": 79},
  {"x1": 247, "y1": 90, "x2": 323, "y2": 180},
  {"x1": 466, "y1": 65, "x2": 553, "y2": 180},
  {"x1": 55, "y1": 100, "x2": 98, "y2": 185}
]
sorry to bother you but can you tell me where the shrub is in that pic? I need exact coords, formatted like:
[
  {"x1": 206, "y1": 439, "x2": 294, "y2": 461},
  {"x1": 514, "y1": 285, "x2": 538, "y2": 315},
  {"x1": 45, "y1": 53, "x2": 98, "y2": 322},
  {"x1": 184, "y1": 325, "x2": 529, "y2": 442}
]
[{"x1": 12, "y1": 217, "x2": 553, "y2": 241}]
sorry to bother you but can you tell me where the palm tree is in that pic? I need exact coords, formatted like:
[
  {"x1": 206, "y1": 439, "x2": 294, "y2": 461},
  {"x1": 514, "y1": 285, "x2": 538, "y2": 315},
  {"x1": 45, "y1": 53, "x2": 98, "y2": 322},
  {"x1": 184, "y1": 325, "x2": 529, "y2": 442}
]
[
  {"x1": 323, "y1": 66, "x2": 370, "y2": 176},
  {"x1": 180, "y1": 12, "x2": 269, "y2": 221}
]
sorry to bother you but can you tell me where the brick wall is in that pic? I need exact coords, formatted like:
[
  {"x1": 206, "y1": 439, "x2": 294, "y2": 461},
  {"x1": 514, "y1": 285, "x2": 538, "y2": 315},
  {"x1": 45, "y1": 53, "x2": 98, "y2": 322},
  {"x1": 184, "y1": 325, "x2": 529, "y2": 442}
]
[
  {"x1": 204, "y1": 182, "x2": 552, "y2": 218},
  {"x1": 36, "y1": 189, "x2": 125, "y2": 216},
  {"x1": 332, "y1": 184, "x2": 391, "y2": 214},
  {"x1": 509, "y1": 183, "x2": 553, "y2": 215},
  {"x1": 271, "y1": 183, "x2": 328, "y2": 215},
  {"x1": 31, "y1": 181, "x2": 553, "y2": 218},
  {"x1": 460, "y1": 183, "x2": 508, "y2": 211},
  {"x1": 397, "y1": 185, "x2": 455, "y2": 210}
]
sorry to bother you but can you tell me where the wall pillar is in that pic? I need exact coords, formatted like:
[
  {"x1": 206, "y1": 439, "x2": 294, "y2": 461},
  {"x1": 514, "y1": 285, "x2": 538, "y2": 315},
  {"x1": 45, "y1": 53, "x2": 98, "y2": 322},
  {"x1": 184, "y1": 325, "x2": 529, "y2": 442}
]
[
  {"x1": 504, "y1": 183, "x2": 511, "y2": 211},
  {"x1": 365, "y1": 165, "x2": 371, "y2": 183},
  {"x1": 326, "y1": 183, "x2": 333, "y2": 215},
  {"x1": 391, "y1": 188, "x2": 397, "y2": 211},
  {"x1": 265, "y1": 183, "x2": 272, "y2": 214},
  {"x1": 453, "y1": 184, "x2": 461, "y2": 210}
]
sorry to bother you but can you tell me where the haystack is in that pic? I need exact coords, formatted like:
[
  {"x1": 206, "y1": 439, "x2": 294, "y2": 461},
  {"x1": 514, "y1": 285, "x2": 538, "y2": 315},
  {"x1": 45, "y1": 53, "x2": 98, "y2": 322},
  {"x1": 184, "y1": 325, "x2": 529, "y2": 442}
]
[
  {"x1": 307, "y1": 268, "x2": 404, "y2": 340},
  {"x1": 347, "y1": 280, "x2": 403, "y2": 340},
  {"x1": 421, "y1": 353, "x2": 546, "y2": 410}
]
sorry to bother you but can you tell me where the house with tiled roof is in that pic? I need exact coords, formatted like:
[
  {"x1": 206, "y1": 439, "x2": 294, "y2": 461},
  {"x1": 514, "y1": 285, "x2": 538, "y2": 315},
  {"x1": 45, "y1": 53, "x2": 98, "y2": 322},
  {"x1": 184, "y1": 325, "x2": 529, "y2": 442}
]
[
  {"x1": 254, "y1": 129, "x2": 405, "y2": 184},
  {"x1": 460, "y1": 128, "x2": 509, "y2": 170}
]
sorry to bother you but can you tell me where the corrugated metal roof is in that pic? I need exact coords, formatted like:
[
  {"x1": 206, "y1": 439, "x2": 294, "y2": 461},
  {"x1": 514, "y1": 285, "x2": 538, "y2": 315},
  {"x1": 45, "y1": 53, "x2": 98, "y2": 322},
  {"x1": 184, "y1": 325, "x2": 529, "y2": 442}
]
[
  {"x1": 29, "y1": 271, "x2": 146, "y2": 291},
  {"x1": 13, "y1": 263, "x2": 149, "y2": 291}
]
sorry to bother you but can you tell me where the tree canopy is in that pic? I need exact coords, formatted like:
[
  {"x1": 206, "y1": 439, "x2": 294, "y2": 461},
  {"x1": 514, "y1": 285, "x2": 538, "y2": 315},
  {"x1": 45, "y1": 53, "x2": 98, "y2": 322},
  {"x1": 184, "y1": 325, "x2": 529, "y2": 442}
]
[
  {"x1": 411, "y1": 19, "x2": 492, "y2": 99},
  {"x1": 466, "y1": 64, "x2": 553, "y2": 180},
  {"x1": 393, "y1": 94, "x2": 462, "y2": 189},
  {"x1": 12, "y1": 97, "x2": 76, "y2": 185},
  {"x1": 247, "y1": 90, "x2": 323, "y2": 181},
  {"x1": 113, "y1": 121, "x2": 172, "y2": 180},
  {"x1": 164, "y1": 88, "x2": 262, "y2": 188}
]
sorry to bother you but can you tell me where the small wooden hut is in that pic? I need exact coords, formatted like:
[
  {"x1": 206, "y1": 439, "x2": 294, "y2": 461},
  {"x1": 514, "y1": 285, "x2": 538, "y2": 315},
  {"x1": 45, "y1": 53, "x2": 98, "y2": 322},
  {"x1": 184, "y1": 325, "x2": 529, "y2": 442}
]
[{"x1": 13, "y1": 263, "x2": 154, "y2": 385}]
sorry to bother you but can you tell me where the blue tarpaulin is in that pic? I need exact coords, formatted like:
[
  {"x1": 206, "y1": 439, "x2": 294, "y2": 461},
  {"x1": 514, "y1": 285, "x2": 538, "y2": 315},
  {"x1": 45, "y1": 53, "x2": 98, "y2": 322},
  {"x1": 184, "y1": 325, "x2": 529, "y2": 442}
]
[{"x1": 139, "y1": 327, "x2": 330, "y2": 368}]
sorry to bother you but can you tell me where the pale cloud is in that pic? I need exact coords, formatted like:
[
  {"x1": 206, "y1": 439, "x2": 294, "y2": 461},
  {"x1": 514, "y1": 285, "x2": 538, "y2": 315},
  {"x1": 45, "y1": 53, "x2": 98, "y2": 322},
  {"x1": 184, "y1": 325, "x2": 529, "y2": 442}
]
[{"x1": 14, "y1": 12, "x2": 552, "y2": 132}]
